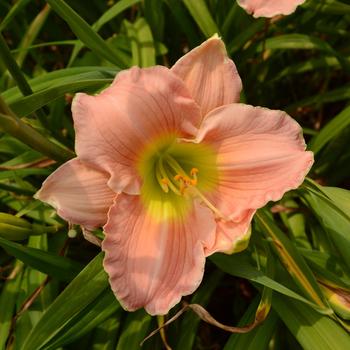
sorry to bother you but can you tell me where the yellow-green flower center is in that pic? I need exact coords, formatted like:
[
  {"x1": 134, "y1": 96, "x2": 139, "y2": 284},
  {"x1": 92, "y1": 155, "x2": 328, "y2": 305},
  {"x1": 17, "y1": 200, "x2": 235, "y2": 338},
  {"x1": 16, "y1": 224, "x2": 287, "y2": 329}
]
[{"x1": 137, "y1": 135, "x2": 218, "y2": 221}]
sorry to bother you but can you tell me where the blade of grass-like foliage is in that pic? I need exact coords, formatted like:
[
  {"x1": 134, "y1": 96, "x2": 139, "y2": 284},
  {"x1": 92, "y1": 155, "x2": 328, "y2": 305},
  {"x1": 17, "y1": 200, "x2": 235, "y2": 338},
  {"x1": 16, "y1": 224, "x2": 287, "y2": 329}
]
[
  {"x1": 299, "y1": 248, "x2": 350, "y2": 289},
  {"x1": 91, "y1": 316, "x2": 122, "y2": 350},
  {"x1": 304, "y1": 0, "x2": 350, "y2": 15},
  {"x1": 42, "y1": 289, "x2": 121, "y2": 350},
  {"x1": 124, "y1": 18, "x2": 156, "y2": 67},
  {"x1": 0, "y1": 236, "x2": 82, "y2": 281},
  {"x1": 210, "y1": 252, "x2": 326, "y2": 312},
  {"x1": 3, "y1": 67, "x2": 119, "y2": 102},
  {"x1": 275, "y1": 56, "x2": 346, "y2": 80},
  {"x1": 183, "y1": 0, "x2": 219, "y2": 37},
  {"x1": 0, "y1": 183, "x2": 34, "y2": 195},
  {"x1": 0, "y1": 168, "x2": 50, "y2": 180},
  {"x1": 46, "y1": 0, "x2": 128, "y2": 68},
  {"x1": 115, "y1": 309, "x2": 152, "y2": 350},
  {"x1": 175, "y1": 270, "x2": 223, "y2": 350},
  {"x1": 21, "y1": 252, "x2": 109, "y2": 350},
  {"x1": 259, "y1": 34, "x2": 335, "y2": 53},
  {"x1": 302, "y1": 180, "x2": 350, "y2": 268},
  {"x1": 308, "y1": 105, "x2": 350, "y2": 155},
  {"x1": 0, "y1": 32, "x2": 35, "y2": 99},
  {"x1": 68, "y1": 0, "x2": 141, "y2": 66},
  {"x1": 11, "y1": 40, "x2": 78, "y2": 53},
  {"x1": 94, "y1": 0, "x2": 141, "y2": 31},
  {"x1": 12, "y1": 236, "x2": 52, "y2": 348},
  {"x1": 0, "y1": 220, "x2": 57, "y2": 240},
  {"x1": 255, "y1": 209, "x2": 329, "y2": 311},
  {"x1": 221, "y1": 1, "x2": 239, "y2": 39},
  {"x1": 163, "y1": 0, "x2": 198, "y2": 46},
  {"x1": 15, "y1": 5, "x2": 50, "y2": 68},
  {"x1": 287, "y1": 85, "x2": 350, "y2": 112},
  {"x1": 0, "y1": 95, "x2": 73, "y2": 161},
  {"x1": 0, "y1": 0, "x2": 31, "y2": 31},
  {"x1": 0, "y1": 261, "x2": 23, "y2": 350},
  {"x1": 223, "y1": 297, "x2": 279, "y2": 350},
  {"x1": 0, "y1": 111, "x2": 73, "y2": 161},
  {"x1": 227, "y1": 19, "x2": 264, "y2": 54},
  {"x1": 273, "y1": 295, "x2": 350, "y2": 350},
  {"x1": 279, "y1": 199, "x2": 311, "y2": 249},
  {"x1": 144, "y1": 0, "x2": 164, "y2": 42},
  {"x1": 9, "y1": 78, "x2": 112, "y2": 117},
  {"x1": 0, "y1": 31, "x2": 49, "y2": 127}
]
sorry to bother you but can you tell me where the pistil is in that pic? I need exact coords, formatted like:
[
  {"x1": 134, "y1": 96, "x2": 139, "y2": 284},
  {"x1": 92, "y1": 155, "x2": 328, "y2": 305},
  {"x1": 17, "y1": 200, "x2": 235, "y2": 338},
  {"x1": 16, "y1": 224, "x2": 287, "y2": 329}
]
[{"x1": 155, "y1": 155, "x2": 229, "y2": 221}]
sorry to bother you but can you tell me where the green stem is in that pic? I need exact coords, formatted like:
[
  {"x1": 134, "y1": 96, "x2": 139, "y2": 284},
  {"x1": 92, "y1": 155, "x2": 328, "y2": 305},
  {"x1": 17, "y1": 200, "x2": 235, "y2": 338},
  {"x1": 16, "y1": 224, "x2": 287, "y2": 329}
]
[{"x1": 0, "y1": 97, "x2": 74, "y2": 162}]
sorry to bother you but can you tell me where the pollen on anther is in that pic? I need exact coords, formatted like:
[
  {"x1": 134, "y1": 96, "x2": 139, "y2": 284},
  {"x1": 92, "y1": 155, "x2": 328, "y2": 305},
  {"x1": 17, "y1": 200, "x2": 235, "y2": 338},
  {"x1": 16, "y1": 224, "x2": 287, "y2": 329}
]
[
  {"x1": 160, "y1": 178, "x2": 169, "y2": 193},
  {"x1": 174, "y1": 174, "x2": 182, "y2": 181},
  {"x1": 190, "y1": 168, "x2": 199, "y2": 176}
]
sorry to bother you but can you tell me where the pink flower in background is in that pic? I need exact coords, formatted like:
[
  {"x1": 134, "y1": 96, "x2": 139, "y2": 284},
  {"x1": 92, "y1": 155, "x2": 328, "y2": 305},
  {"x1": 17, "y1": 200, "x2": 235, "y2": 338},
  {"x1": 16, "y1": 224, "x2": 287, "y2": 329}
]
[
  {"x1": 35, "y1": 36, "x2": 313, "y2": 315},
  {"x1": 237, "y1": 0, "x2": 306, "y2": 18}
]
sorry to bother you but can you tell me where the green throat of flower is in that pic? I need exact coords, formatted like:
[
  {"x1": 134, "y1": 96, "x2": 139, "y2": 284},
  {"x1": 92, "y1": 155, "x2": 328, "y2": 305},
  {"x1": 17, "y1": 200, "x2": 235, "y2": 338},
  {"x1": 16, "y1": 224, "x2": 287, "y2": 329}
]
[{"x1": 138, "y1": 135, "x2": 219, "y2": 221}]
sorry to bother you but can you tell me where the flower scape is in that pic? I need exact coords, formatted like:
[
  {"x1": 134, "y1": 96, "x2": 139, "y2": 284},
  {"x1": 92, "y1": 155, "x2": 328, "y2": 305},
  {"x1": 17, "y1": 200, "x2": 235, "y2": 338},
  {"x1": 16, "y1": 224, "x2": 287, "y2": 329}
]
[{"x1": 35, "y1": 37, "x2": 313, "y2": 315}]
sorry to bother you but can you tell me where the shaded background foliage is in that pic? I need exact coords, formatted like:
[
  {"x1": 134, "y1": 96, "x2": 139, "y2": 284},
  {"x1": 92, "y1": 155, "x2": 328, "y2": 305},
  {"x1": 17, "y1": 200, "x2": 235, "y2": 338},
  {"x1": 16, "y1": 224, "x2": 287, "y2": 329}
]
[{"x1": 1, "y1": 0, "x2": 350, "y2": 349}]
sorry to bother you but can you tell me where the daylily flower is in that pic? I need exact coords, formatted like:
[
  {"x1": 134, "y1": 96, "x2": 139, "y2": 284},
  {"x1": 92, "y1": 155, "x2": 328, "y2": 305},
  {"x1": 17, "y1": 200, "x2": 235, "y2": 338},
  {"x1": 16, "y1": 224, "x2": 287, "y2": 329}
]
[
  {"x1": 237, "y1": 0, "x2": 306, "y2": 18},
  {"x1": 35, "y1": 37, "x2": 313, "y2": 315}
]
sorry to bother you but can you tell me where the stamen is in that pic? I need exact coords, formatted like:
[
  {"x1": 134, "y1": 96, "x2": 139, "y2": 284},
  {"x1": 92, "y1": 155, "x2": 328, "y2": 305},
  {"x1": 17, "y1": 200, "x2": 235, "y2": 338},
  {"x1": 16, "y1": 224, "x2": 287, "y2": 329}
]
[
  {"x1": 164, "y1": 155, "x2": 186, "y2": 177},
  {"x1": 155, "y1": 155, "x2": 227, "y2": 220},
  {"x1": 156, "y1": 158, "x2": 181, "y2": 195},
  {"x1": 160, "y1": 178, "x2": 169, "y2": 193},
  {"x1": 190, "y1": 167, "x2": 198, "y2": 185},
  {"x1": 190, "y1": 187, "x2": 229, "y2": 221}
]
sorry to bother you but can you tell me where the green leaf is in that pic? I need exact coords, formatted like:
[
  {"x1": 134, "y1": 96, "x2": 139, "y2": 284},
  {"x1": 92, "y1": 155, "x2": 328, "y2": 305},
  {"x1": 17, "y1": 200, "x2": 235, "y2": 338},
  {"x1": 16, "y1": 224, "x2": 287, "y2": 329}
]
[
  {"x1": 163, "y1": 0, "x2": 198, "y2": 46},
  {"x1": 304, "y1": 0, "x2": 350, "y2": 15},
  {"x1": 0, "y1": 0, "x2": 31, "y2": 31},
  {"x1": 309, "y1": 105, "x2": 350, "y2": 155},
  {"x1": 302, "y1": 181, "x2": 350, "y2": 268},
  {"x1": 91, "y1": 316, "x2": 122, "y2": 350},
  {"x1": 9, "y1": 78, "x2": 112, "y2": 118},
  {"x1": 43, "y1": 289, "x2": 121, "y2": 350},
  {"x1": 0, "y1": 261, "x2": 23, "y2": 350},
  {"x1": 255, "y1": 210, "x2": 329, "y2": 311},
  {"x1": 224, "y1": 298, "x2": 279, "y2": 350},
  {"x1": 21, "y1": 253, "x2": 109, "y2": 350},
  {"x1": 299, "y1": 248, "x2": 350, "y2": 289},
  {"x1": 0, "y1": 236, "x2": 82, "y2": 281},
  {"x1": 3, "y1": 66, "x2": 119, "y2": 103},
  {"x1": 68, "y1": 0, "x2": 141, "y2": 65},
  {"x1": 124, "y1": 18, "x2": 156, "y2": 67},
  {"x1": 273, "y1": 295, "x2": 350, "y2": 350},
  {"x1": 261, "y1": 34, "x2": 336, "y2": 53},
  {"x1": 15, "y1": 5, "x2": 50, "y2": 68},
  {"x1": 115, "y1": 309, "x2": 152, "y2": 350},
  {"x1": 183, "y1": 0, "x2": 219, "y2": 37},
  {"x1": 46, "y1": 0, "x2": 128, "y2": 68},
  {"x1": 210, "y1": 253, "x2": 326, "y2": 312},
  {"x1": 175, "y1": 270, "x2": 223, "y2": 350}
]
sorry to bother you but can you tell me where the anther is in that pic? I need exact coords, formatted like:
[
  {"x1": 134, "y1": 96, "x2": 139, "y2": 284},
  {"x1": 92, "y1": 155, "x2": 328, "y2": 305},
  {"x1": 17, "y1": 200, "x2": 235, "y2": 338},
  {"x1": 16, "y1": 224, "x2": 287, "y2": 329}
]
[
  {"x1": 174, "y1": 174, "x2": 182, "y2": 181},
  {"x1": 190, "y1": 167, "x2": 198, "y2": 185},
  {"x1": 160, "y1": 178, "x2": 169, "y2": 193}
]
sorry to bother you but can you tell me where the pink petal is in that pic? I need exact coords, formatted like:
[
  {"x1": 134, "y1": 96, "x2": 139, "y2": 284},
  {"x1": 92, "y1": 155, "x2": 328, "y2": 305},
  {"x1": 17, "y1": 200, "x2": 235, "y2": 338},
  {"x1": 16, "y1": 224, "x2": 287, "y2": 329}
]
[
  {"x1": 102, "y1": 195, "x2": 216, "y2": 315},
  {"x1": 35, "y1": 158, "x2": 116, "y2": 229},
  {"x1": 205, "y1": 210, "x2": 255, "y2": 255},
  {"x1": 237, "y1": 0, "x2": 306, "y2": 18},
  {"x1": 72, "y1": 66, "x2": 201, "y2": 194},
  {"x1": 196, "y1": 103, "x2": 313, "y2": 220},
  {"x1": 171, "y1": 36, "x2": 242, "y2": 116}
]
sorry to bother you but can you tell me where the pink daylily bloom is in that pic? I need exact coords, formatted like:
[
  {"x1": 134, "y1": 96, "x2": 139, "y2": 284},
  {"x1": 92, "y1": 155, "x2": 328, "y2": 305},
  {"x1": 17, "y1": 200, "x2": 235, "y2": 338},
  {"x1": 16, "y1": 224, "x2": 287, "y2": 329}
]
[
  {"x1": 35, "y1": 37, "x2": 313, "y2": 315},
  {"x1": 237, "y1": 0, "x2": 306, "y2": 18}
]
